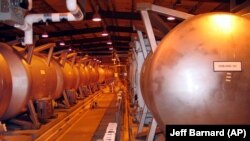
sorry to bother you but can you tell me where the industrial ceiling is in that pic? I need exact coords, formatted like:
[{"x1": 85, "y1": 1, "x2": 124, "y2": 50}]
[{"x1": 0, "y1": 0, "x2": 237, "y2": 64}]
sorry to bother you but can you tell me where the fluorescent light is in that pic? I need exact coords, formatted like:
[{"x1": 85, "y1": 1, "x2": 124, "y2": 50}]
[
  {"x1": 41, "y1": 32, "x2": 48, "y2": 38},
  {"x1": 107, "y1": 41, "x2": 112, "y2": 45},
  {"x1": 101, "y1": 31, "x2": 109, "y2": 36},
  {"x1": 167, "y1": 16, "x2": 175, "y2": 21},
  {"x1": 92, "y1": 13, "x2": 102, "y2": 22},
  {"x1": 59, "y1": 41, "x2": 65, "y2": 46}
]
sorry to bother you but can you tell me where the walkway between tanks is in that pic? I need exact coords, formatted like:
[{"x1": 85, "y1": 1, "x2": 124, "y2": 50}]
[
  {"x1": 91, "y1": 93, "x2": 117, "y2": 140},
  {"x1": 55, "y1": 91, "x2": 116, "y2": 141}
]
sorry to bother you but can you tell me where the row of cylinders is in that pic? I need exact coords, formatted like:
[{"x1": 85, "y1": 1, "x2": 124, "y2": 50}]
[{"x1": 0, "y1": 43, "x2": 114, "y2": 120}]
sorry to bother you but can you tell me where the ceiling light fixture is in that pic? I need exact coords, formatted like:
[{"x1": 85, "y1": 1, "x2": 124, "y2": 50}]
[
  {"x1": 107, "y1": 40, "x2": 112, "y2": 45},
  {"x1": 101, "y1": 29, "x2": 109, "y2": 36},
  {"x1": 92, "y1": 6, "x2": 101, "y2": 22},
  {"x1": 41, "y1": 32, "x2": 48, "y2": 38},
  {"x1": 41, "y1": 22, "x2": 49, "y2": 38},
  {"x1": 68, "y1": 47, "x2": 72, "y2": 52},
  {"x1": 92, "y1": 13, "x2": 101, "y2": 22},
  {"x1": 59, "y1": 41, "x2": 65, "y2": 46},
  {"x1": 167, "y1": 16, "x2": 176, "y2": 21}
]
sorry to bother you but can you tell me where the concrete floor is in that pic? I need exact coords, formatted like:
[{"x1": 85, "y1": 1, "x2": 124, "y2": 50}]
[
  {"x1": 55, "y1": 93, "x2": 116, "y2": 141},
  {"x1": 1, "y1": 87, "x2": 142, "y2": 141}
]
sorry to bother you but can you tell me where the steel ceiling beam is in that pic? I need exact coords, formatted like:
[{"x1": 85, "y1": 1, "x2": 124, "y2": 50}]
[
  {"x1": 84, "y1": 11, "x2": 140, "y2": 20},
  {"x1": 44, "y1": 26, "x2": 135, "y2": 37},
  {"x1": 73, "y1": 42, "x2": 130, "y2": 48},
  {"x1": 1, "y1": 26, "x2": 135, "y2": 42}
]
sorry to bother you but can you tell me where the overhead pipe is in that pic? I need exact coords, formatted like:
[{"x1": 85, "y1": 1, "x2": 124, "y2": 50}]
[
  {"x1": 28, "y1": 0, "x2": 33, "y2": 11},
  {"x1": 14, "y1": 0, "x2": 84, "y2": 45}
]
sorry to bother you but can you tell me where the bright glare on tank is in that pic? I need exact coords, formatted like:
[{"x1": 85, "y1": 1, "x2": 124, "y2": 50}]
[{"x1": 210, "y1": 14, "x2": 236, "y2": 33}]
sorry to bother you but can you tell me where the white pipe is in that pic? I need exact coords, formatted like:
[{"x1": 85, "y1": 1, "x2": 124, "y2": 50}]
[
  {"x1": 24, "y1": 28, "x2": 33, "y2": 44},
  {"x1": 28, "y1": 0, "x2": 33, "y2": 11},
  {"x1": 66, "y1": 0, "x2": 77, "y2": 12},
  {"x1": 14, "y1": 14, "x2": 44, "y2": 44},
  {"x1": 14, "y1": 0, "x2": 84, "y2": 45}
]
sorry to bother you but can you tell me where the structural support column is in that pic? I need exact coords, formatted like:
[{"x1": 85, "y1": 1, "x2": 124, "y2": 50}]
[
  {"x1": 140, "y1": 10, "x2": 158, "y2": 141},
  {"x1": 135, "y1": 41, "x2": 145, "y2": 108},
  {"x1": 137, "y1": 3, "x2": 193, "y2": 141},
  {"x1": 138, "y1": 104, "x2": 148, "y2": 133},
  {"x1": 146, "y1": 118, "x2": 157, "y2": 141},
  {"x1": 136, "y1": 30, "x2": 151, "y2": 134},
  {"x1": 137, "y1": 30, "x2": 148, "y2": 59},
  {"x1": 140, "y1": 10, "x2": 157, "y2": 52},
  {"x1": 131, "y1": 48, "x2": 138, "y2": 102}
]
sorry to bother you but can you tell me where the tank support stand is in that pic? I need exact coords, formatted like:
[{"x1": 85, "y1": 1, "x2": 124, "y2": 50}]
[
  {"x1": 27, "y1": 100, "x2": 41, "y2": 129},
  {"x1": 63, "y1": 90, "x2": 71, "y2": 108},
  {"x1": 65, "y1": 89, "x2": 77, "y2": 106},
  {"x1": 88, "y1": 85, "x2": 93, "y2": 94},
  {"x1": 78, "y1": 87, "x2": 85, "y2": 99}
]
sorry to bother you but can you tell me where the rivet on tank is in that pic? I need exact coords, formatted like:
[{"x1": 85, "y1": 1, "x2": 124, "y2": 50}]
[{"x1": 141, "y1": 13, "x2": 250, "y2": 132}]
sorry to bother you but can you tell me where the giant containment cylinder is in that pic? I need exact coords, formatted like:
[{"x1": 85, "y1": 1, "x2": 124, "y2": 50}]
[
  {"x1": 0, "y1": 43, "x2": 114, "y2": 121},
  {"x1": 0, "y1": 43, "x2": 31, "y2": 120},
  {"x1": 141, "y1": 13, "x2": 250, "y2": 132},
  {"x1": 28, "y1": 54, "x2": 64, "y2": 100}
]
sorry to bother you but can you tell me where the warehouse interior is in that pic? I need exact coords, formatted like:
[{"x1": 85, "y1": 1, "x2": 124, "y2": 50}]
[{"x1": 0, "y1": 0, "x2": 250, "y2": 141}]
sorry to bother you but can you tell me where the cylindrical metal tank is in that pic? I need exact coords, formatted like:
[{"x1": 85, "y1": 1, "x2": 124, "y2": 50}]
[
  {"x1": 104, "y1": 68, "x2": 110, "y2": 82},
  {"x1": 75, "y1": 63, "x2": 84, "y2": 86},
  {"x1": 97, "y1": 67, "x2": 105, "y2": 83},
  {"x1": 142, "y1": 13, "x2": 250, "y2": 132},
  {"x1": 92, "y1": 67, "x2": 99, "y2": 83},
  {"x1": 0, "y1": 43, "x2": 31, "y2": 120},
  {"x1": 87, "y1": 65, "x2": 99, "y2": 84},
  {"x1": 0, "y1": 48, "x2": 13, "y2": 119},
  {"x1": 49, "y1": 58, "x2": 64, "y2": 99},
  {"x1": 82, "y1": 64, "x2": 91, "y2": 85},
  {"x1": 108, "y1": 69, "x2": 114, "y2": 81},
  {"x1": 140, "y1": 52, "x2": 152, "y2": 108},
  {"x1": 72, "y1": 65, "x2": 81, "y2": 89},
  {"x1": 27, "y1": 54, "x2": 64, "y2": 100},
  {"x1": 62, "y1": 61, "x2": 78, "y2": 89}
]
